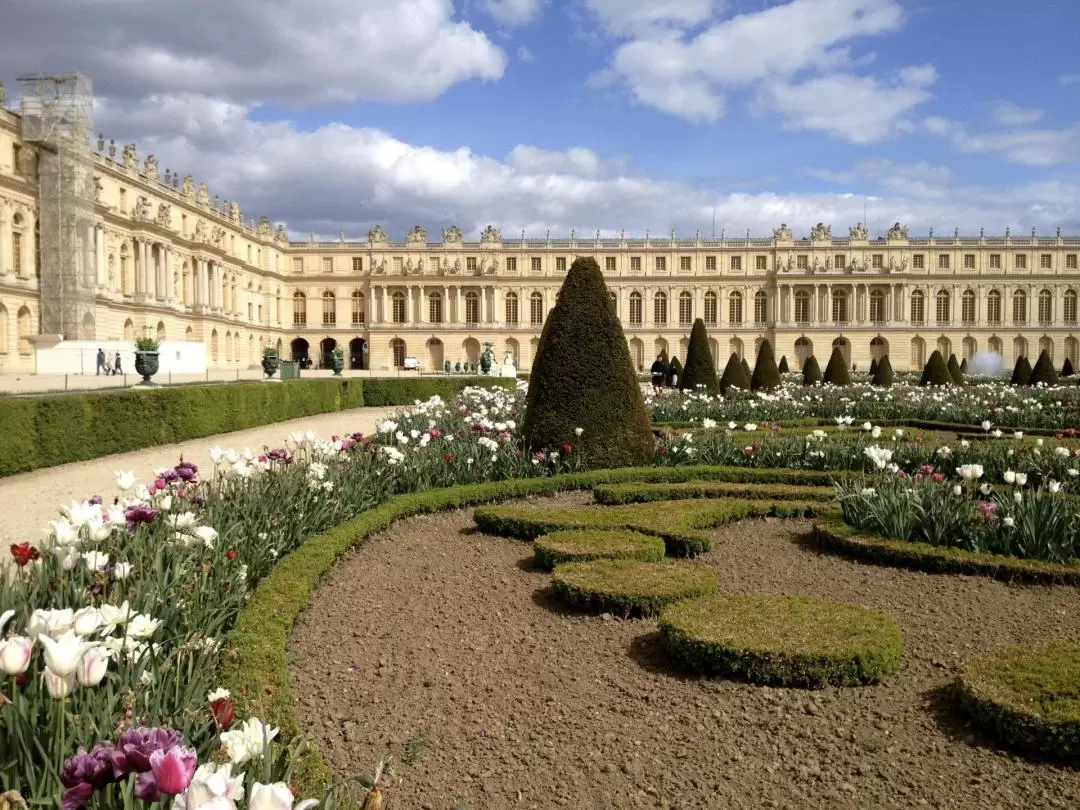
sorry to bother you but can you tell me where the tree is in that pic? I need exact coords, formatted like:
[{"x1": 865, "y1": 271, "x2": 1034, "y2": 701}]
[
  {"x1": 679, "y1": 319, "x2": 719, "y2": 394},
  {"x1": 822, "y1": 346, "x2": 852, "y2": 386},
  {"x1": 868, "y1": 357, "x2": 879, "y2": 377},
  {"x1": 1063, "y1": 357, "x2": 1075, "y2": 378},
  {"x1": 1010, "y1": 355, "x2": 1032, "y2": 386},
  {"x1": 751, "y1": 339, "x2": 781, "y2": 391},
  {"x1": 719, "y1": 352, "x2": 751, "y2": 395},
  {"x1": 1029, "y1": 349, "x2": 1058, "y2": 386},
  {"x1": 920, "y1": 350, "x2": 953, "y2": 386},
  {"x1": 802, "y1": 355, "x2": 822, "y2": 386},
  {"x1": 778, "y1": 355, "x2": 789, "y2": 374},
  {"x1": 947, "y1": 353, "x2": 964, "y2": 385},
  {"x1": 871, "y1": 354, "x2": 894, "y2": 387},
  {"x1": 522, "y1": 257, "x2": 654, "y2": 469}
]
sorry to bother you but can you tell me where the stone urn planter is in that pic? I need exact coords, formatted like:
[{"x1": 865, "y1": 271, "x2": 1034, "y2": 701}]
[
  {"x1": 331, "y1": 352, "x2": 345, "y2": 376},
  {"x1": 134, "y1": 351, "x2": 160, "y2": 386},
  {"x1": 262, "y1": 353, "x2": 280, "y2": 379}
]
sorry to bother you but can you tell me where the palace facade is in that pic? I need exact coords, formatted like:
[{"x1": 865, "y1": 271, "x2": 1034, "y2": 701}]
[{"x1": 3, "y1": 87, "x2": 1080, "y2": 376}]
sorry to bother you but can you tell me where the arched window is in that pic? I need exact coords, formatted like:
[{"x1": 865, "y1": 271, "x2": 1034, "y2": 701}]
[
  {"x1": 794, "y1": 290, "x2": 810, "y2": 324},
  {"x1": 909, "y1": 289, "x2": 925, "y2": 324},
  {"x1": 505, "y1": 291, "x2": 519, "y2": 324},
  {"x1": 275, "y1": 291, "x2": 282, "y2": 324},
  {"x1": 465, "y1": 291, "x2": 479, "y2": 324},
  {"x1": 910, "y1": 336, "x2": 926, "y2": 369},
  {"x1": 16, "y1": 306, "x2": 31, "y2": 355},
  {"x1": 428, "y1": 291, "x2": 443, "y2": 324},
  {"x1": 12, "y1": 214, "x2": 24, "y2": 277},
  {"x1": 987, "y1": 290, "x2": 1002, "y2": 324},
  {"x1": 609, "y1": 291, "x2": 618, "y2": 315},
  {"x1": 629, "y1": 291, "x2": 643, "y2": 325},
  {"x1": 292, "y1": 291, "x2": 307, "y2": 326},
  {"x1": 225, "y1": 331, "x2": 233, "y2": 362},
  {"x1": 1038, "y1": 289, "x2": 1053, "y2": 324},
  {"x1": 1065, "y1": 290, "x2": 1078, "y2": 324},
  {"x1": 0, "y1": 304, "x2": 7, "y2": 354},
  {"x1": 754, "y1": 290, "x2": 768, "y2": 325},
  {"x1": 322, "y1": 291, "x2": 336, "y2": 326},
  {"x1": 869, "y1": 289, "x2": 885, "y2": 324},
  {"x1": 392, "y1": 291, "x2": 407, "y2": 324},
  {"x1": 678, "y1": 291, "x2": 692, "y2": 325},
  {"x1": 210, "y1": 329, "x2": 219, "y2": 363},
  {"x1": 703, "y1": 291, "x2": 717, "y2": 325},
  {"x1": 988, "y1": 335, "x2": 1003, "y2": 356},
  {"x1": 962, "y1": 290, "x2": 976, "y2": 325},
  {"x1": 728, "y1": 291, "x2": 743, "y2": 325},
  {"x1": 831, "y1": 289, "x2": 848, "y2": 324},
  {"x1": 1012, "y1": 289, "x2": 1027, "y2": 324},
  {"x1": 391, "y1": 338, "x2": 406, "y2": 368},
  {"x1": 935, "y1": 290, "x2": 950, "y2": 325},
  {"x1": 654, "y1": 291, "x2": 667, "y2": 326},
  {"x1": 351, "y1": 290, "x2": 366, "y2": 325},
  {"x1": 530, "y1": 292, "x2": 544, "y2": 325}
]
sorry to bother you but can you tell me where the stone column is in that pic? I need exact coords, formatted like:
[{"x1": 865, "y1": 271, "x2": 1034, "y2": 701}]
[
  {"x1": 442, "y1": 285, "x2": 449, "y2": 324},
  {"x1": 0, "y1": 211, "x2": 6, "y2": 276},
  {"x1": 95, "y1": 227, "x2": 105, "y2": 287},
  {"x1": 494, "y1": 286, "x2": 502, "y2": 325},
  {"x1": 143, "y1": 240, "x2": 153, "y2": 297},
  {"x1": 381, "y1": 287, "x2": 388, "y2": 324}
]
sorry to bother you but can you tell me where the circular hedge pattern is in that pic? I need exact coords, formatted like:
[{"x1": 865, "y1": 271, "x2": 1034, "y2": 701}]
[
  {"x1": 955, "y1": 639, "x2": 1080, "y2": 760},
  {"x1": 550, "y1": 559, "x2": 717, "y2": 618},
  {"x1": 658, "y1": 594, "x2": 903, "y2": 688},
  {"x1": 533, "y1": 529, "x2": 666, "y2": 570}
]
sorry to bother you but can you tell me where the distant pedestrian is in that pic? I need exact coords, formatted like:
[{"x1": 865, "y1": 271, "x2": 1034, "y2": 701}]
[
  {"x1": 95, "y1": 348, "x2": 106, "y2": 375},
  {"x1": 650, "y1": 354, "x2": 666, "y2": 394},
  {"x1": 114, "y1": 352, "x2": 122, "y2": 375}
]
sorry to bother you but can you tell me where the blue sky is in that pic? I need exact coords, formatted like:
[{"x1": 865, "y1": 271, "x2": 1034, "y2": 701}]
[{"x1": 2, "y1": 0, "x2": 1078, "y2": 237}]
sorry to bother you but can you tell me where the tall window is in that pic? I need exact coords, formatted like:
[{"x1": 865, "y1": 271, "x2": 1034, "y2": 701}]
[
  {"x1": 728, "y1": 291, "x2": 743, "y2": 326},
  {"x1": 680, "y1": 256, "x2": 691, "y2": 271},
  {"x1": 322, "y1": 257, "x2": 333, "y2": 274},
  {"x1": 794, "y1": 290, "x2": 810, "y2": 323},
  {"x1": 678, "y1": 291, "x2": 692, "y2": 325},
  {"x1": 1016, "y1": 255, "x2": 1027, "y2": 270},
  {"x1": 938, "y1": 254, "x2": 950, "y2": 269},
  {"x1": 987, "y1": 290, "x2": 1002, "y2": 324},
  {"x1": 910, "y1": 290, "x2": 925, "y2": 324},
  {"x1": 322, "y1": 291, "x2": 336, "y2": 325},
  {"x1": 292, "y1": 292, "x2": 306, "y2": 326},
  {"x1": 962, "y1": 290, "x2": 976, "y2": 325},
  {"x1": 756, "y1": 255, "x2": 767, "y2": 270},
  {"x1": 12, "y1": 231, "x2": 22, "y2": 276},
  {"x1": 465, "y1": 291, "x2": 479, "y2": 324},
  {"x1": 989, "y1": 254, "x2": 1001, "y2": 269},
  {"x1": 555, "y1": 257, "x2": 567, "y2": 272},
  {"x1": 352, "y1": 257, "x2": 363, "y2": 273},
  {"x1": 655, "y1": 256, "x2": 666, "y2": 272},
  {"x1": 912, "y1": 254, "x2": 924, "y2": 269},
  {"x1": 831, "y1": 289, "x2": 848, "y2": 324},
  {"x1": 704, "y1": 291, "x2": 717, "y2": 324},
  {"x1": 392, "y1": 291, "x2": 407, "y2": 324},
  {"x1": 964, "y1": 254, "x2": 975, "y2": 269},
  {"x1": 530, "y1": 292, "x2": 544, "y2": 325},
  {"x1": 505, "y1": 291, "x2": 519, "y2": 324},
  {"x1": 466, "y1": 257, "x2": 477, "y2": 273},
  {"x1": 653, "y1": 291, "x2": 667, "y2": 325},
  {"x1": 730, "y1": 256, "x2": 742, "y2": 271},
  {"x1": 1012, "y1": 290, "x2": 1027, "y2": 324},
  {"x1": 391, "y1": 338, "x2": 406, "y2": 368},
  {"x1": 630, "y1": 256, "x2": 641, "y2": 273},
  {"x1": 609, "y1": 292, "x2": 617, "y2": 315},
  {"x1": 605, "y1": 257, "x2": 616, "y2": 272},
  {"x1": 1065, "y1": 290, "x2": 1078, "y2": 324},
  {"x1": 629, "y1": 292, "x2": 643, "y2": 325},
  {"x1": 754, "y1": 291, "x2": 767, "y2": 324},
  {"x1": 428, "y1": 292, "x2": 443, "y2": 324},
  {"x1": 1038, "y1": 289, "x2": 1053, "y2": 323},
  {"x1": 869, "y1": 290, "x2": 885, "y2": 323},
  {"x1": 935, "y1": 290, "x2": 950, "y2": 325},
  {"x1": 351, "y1": 290, "x2": 365, "y2": 324},
  {"x1": 531, "y1": 257, "x2": 542, "y2": 273},
  {"x1": 506, "y1": 257, "x2": 517, "y2": 273},
  {"x1": 705, "y1": 256, "x2": 717, "y2": 271}
]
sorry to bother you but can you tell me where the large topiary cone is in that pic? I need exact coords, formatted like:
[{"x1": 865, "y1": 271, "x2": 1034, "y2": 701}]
[
  {"x1": 868, "y1": 357, "x2": 879, "y2": 377},
  {"x1": 919, "y1": 350, "x2": 953, "y2": 386},
  {"x1": 802, "y1": 355, "x2": 822, "y2": 386},
  {"x1": 1063, "y1": 357, "x2": 1075, "y2": 378},
  {"x1": 1029, "y1": 349, "x2": 1058, "y2": 386},
  {"x1": 750, "y1": 339, "x2": 781, "y2": 391},
  {"x1": 522, "y1": 257, "x2": 654, "y2": 469},
  {"x1": 740, "y1": 357, "x2": 752, "y2": 381},
  {"x1": 679, "y1": 319, "x2": 719, "y2": 394},
  {"x1": 871, "y1": 354, "x2": 894, "y2": 387},
  {"x1": 960, "y1": 357, "x2": 968, "y2": 374},
  {"x1": 719, "y1": 352, "x2": 750, "y2": 395},
  {"x1": 668, "y1": 357, "x2": 683, "y2": 386},
  {"x1": 1010, "y1": 355, "x2": 1032, "y2": 386},
  {"x1": 778, "y1": 355, "x2": 789, "y2": 374},
  {"x1": 822, "y1": 346, "x2": 851, "y2": 386},
  {"x1": 947, "y1": 353, "x2": 964, "y2": 385}
]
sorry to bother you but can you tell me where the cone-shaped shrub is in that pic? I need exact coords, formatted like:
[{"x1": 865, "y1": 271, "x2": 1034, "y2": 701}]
[
  {"x1": 1063, "y1": 357, "x2": 1075, "y2": 378},
  {"x1": 522, "y1": 257, "x2": 654, "y2": 469},
  {"x1": 740, "y1": 357, "x2": 752, "y2": 381},
  {"x1": 778, "y1": 355, "x2": 789, "y2": 374},
  {"x1": 947, "y1": 353, "x2": 964, "y2": 385},
  {"x1": 871, "y1": 354, "x2": 894, "y2": 387},
  {"x1": 1029, "y1": 350, "x2": 1058, "y2": 386},
  {"x1": 960, "y1": 357, "x2": 968, "y2": 374},
  {"x1": 920, "y1": 350, "x2": 953, "y2": 386},
  {"x1": 719, "y1": 352, "x2": 751, "y2": 395},
  {"x1": 679, "y1": 319, "x2": 719, "y2": 394},
  {"x1": 668, "y1": 357, "x2": 683, "y2": 386},
  {"x1": 1010, "y1": 355, "x2": 1032, "y2": 386},
  {"x1": 868, "y1": 357, "x2": 879, "y2": 377},
  {"x1": 751, "y1": 339, "x2": 782, "y2": 391},
  {"x1": 802, "y1": 355, "x2": 822, "y2": 386},
  {"x1": 822, "y1": 346, "x2": 852, "y2": 386}
]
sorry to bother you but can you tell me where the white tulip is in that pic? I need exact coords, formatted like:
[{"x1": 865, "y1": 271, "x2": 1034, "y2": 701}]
[
  {"x1": 115, "y1": 471, "x2": 137, "y2": 491},
  {"x1": 25, "y1": 608, "x2": 74, "y2": 640},
  {"x1": 54, "y1": 545, "x2": 81, "y2": 571},
  {"x1": 77, "y1": 646, "x2": 110, "y2": 687},
  {"x1": 47, "y1": 517, "x2": 80, "y2": 547},
  {"x1": 43, "y1": 666, "x2": 76, "y2": 699},
  {"x1": 97, "y1": 601, "x2": 134, "y2": 631},
  {"x1": 952, "y1": 485, "x2": 963, "y2": 496},
  {"x1": 1003, "y1": 517, "x2": 1015, "y2": 528},
  {"x1": 83, "y1": 551, "x2": 110, "y2": 572},
  {"x1": 0, "y1": 636, "x2": 33, "y2": 675},
  {"x1": 1004, "y1": 470, "x2": 1016, "y2": 484},
  {"x1": 126, "y1": 614, "x2": 162, "y2": 640},
  {"x1": 38, "y1": 631, "x2": 94, "y2": 677},
  {"x1": 113, "y1": 562, "x2": 134, "y2": 580},
  {"x1": 981, "y1": 420, "x2": 991, "y2": 431},
  {"x1": 192, "y1": 526, "x2": 218, "y2": 548},
  {"x1": 1014, "y1": 473, "x2": 1028, "y2": 486},
  {"x1": 1049, "y1": 481, "x2": 1062, "y2": 494},
  {"x1": 209, "y1": 447, "x2": 224, "y2": 465},
  {"x1": 73, "y1": 607, "x2": 103, "y2": 636},
  {"x1": 176, "y1": 764, "x2": 245, "y2": 810},
  {"x1": 0, "y1": 609, "x2": 12, "y2": 635}
]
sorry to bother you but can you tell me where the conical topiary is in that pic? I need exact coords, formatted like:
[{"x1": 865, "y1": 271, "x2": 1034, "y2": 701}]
[
  {"x1": 871, "y1": 354, "x2": 894, "y2": 387},
  {"x1": 522, "y1": 257, "x2": 653, "y2": 469},
  {"x1": 668, "y1": 356, "x2": 682, "y2": 386},
  {"x1": 1010, "y1": 355, "x2": 1032, "y2": 386},
  {"x1": 740, "y1": 357, "x2": 752, "y2": 381},
  {"x1": 679, "y1": 319, "x2": 719, "y2": 394},
  {"x1": 778, "y1": 355, "x2": 789, "y2": 374},
  {"x1": 947, "y1": 353, "x2": 963, "y2": 385},
  {"x1": 719, "y1": 352, "x2": 751, "y2": 395},
  {"x1": 960, "y1": 357, "x2": 968, "y2": 374},
  {"x1": 802, "y1": 355, "x2": 822, "y2": 386},
  {"x1": 1063, "y1": 357, "x2": 1075, "y2": 378},
  {"x1": 919, "y1": 350, "x2": 953, "y2": 386},
  {"x1": 751, "y1": 339, "x2": 781, "y2": 391},
  {"x1": 1029, "y1": 349, "x2": 1058, "y2": 386},
  {"x1": 868, "y1": 357, "x2": 879, "y2": 377},
  {"x1": 822, "y1": 346, "x2": 852, "y2": 386}
]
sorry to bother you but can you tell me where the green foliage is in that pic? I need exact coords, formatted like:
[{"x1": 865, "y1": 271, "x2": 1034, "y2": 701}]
[
  {"x1": 1029, "y1": 349, "x2": 1059, "y2": 386},
  {"x1": 679, "y1": 318, "x2": 719, "y2": 394},
  {"x1": 550, "y1": 558, "x2": 718, "y2": 618},
  {"x1": 947, "y1": 353, "x2": 964, "y2": 384},
  {"x1": 1011, "y1": 355, "x2": 1032, "y2": 386},
  {"x1": 919, "y1": 350, "x2": 953, "y2": 386},
  {"x1": 533, "y1": 529, "x2": 666, "y2": 570},
  {"x1": 955, "y1": 640, "x2": 1080, "y2": 760},
  {"x1": 659, "y1": 595, "x2": 904, "y2": 688},
  {"x1": 593, "y1": 480, "x2": 835, "y2": 505},
  {"x1": 871, "y1": 355, "x2": 895, "y2": 387},
  {"x1": 750, "y1": 338, "x2": 781, "y2": 391},
  {"x1": 868, "y1": 357, "x2": 879, "y2": 377},
  {"x1": 778, "y1": 355, "x2": 789, "y2": 374},
  {"x1": 522, "y1": 257, "x2": 654, "y2": 469},
  {"x1": 740, "y1": 357, "x2": 752, "y2": 381},
  {"x1": 960, "y1": 357, "x2": 968, "y2": 374},
  {"x1": 1063, "y1": 357, "x2": 1075, "y2": 378},
  {"x1": 263, "y1": 346, "x2": 278, "y2": 358},
  {"x1": 822, "y1": 346, "x2": 851, "y2": 386},
  {"x1": 802, "y1": 355, "x2": 822, "y2": 386},
  {"x1": 719, "y1": 352, "x2": 750, "y2": 395},
  {"x1": 134, "y1": 336, "x2": 160, "y2": 352}
]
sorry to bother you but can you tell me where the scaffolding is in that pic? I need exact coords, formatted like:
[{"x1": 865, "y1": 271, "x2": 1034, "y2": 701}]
[{"x1": 17, "y1": 73, "x2": 97, "y2": 340}]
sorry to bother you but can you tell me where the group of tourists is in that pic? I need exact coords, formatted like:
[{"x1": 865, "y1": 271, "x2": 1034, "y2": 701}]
[
  {"x1": 649, "y1": 354, "x2": 680, "y2": 394},
  {"x1": 95, "y1": 348, "x2": 124, "y2": 376}
]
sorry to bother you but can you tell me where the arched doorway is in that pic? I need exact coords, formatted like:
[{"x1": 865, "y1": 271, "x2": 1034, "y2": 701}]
[
  {"x1": 729, "y1": 337, "x2": 743, "y2": 361},
  {"x1": 936, "y1": 336, "x2": 951, "y2": 359},
  {"x1": 504, "y1": 338, "x2": 520, "y2": 367},
  {"x1": 156, "y1": 321, "x2": 166, "y2": 342},
  {"x1": 910, "y1": 337, "x2": 926, "y2": 370},
  {"x1": 290, "y1": 337, "x2": 310, "y2": 364},
  {"x1": 427, "y1": 337, "x2": 444, "y2": 371},
  {"x1": 628, "y1": 338, "x2": 644, "y2": 370},
  {"x1": 463, "y1": 337, "x2": 481, "y2": 365},
  {"x1": 81, "y1": 312, "x2": 95, "y2": 340},
  {"x1": 349, "y1": 337, "x2": 367, "y2": 369},
  {"x1": 654, "y1": 338, "x2": 669, "y2": 361},
  {"x1": 708, "y1": 338, "x2": 720, "y2": 369},
  {"x1": 832, "y1": 336, "x2": 850, "y2": 367},
  {"x1": 962, "y1": 336, "x2": 976, "y2": 361},
  {"x1": 1013, "y1": 336, "x2": 1028, "y2": 362},
  {"x1": 794, "y1": 337, "x2": 813, "y2": 370},
  {"x1": 390, "y1": 338, "x2": 407, "y2": 368},
  {"x1": 870, "y1": 336, "x2": 888, "y2": 362},
  {"x1": 320, "y1": 337, "x2": 337, "y2": 369},
  {"x1": 529, "y1": 337, "x2": 541, "y2": 368}
]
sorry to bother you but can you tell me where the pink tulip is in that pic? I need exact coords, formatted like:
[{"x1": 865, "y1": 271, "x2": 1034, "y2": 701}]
[
  {"x1": 0, "y1": 636, "x2": 33, "y2": 675},
  {"x1": 149, "y1": 745, "x2": 197, "y2": 794}
]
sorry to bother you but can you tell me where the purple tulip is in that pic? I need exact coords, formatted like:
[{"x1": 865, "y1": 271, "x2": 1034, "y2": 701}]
[
  {"x1": 60, "y1": 744, "x2": 117, "y2": 810},
  {"x1": 88, "y1": 495, "x2": 103, "y2": 505},
  {"x1": 149, "y1": 745, "x2": 197, "y2": 794},
  {"x1": 124, "y1": 506, "x2": 159, "y2": 530},
  {"x1": 60, "y1": 782, "x2": 95, "y2": 810},
  {"x1": 114, "y1": 726, "x2": 181, "y2": 774}
]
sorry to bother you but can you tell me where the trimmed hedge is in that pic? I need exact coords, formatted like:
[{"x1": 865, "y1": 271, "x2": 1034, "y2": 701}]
[
  {"x1": 954, "y1": 640, "x2": 1080, "y2": 760},
  {"x1": 871, "y1": 354, "x2": 894, "y2": 387},
  {"x1": 802, "y1": 355, "x2": 822, "y2": 386},
  {"x1": 750, "y1": 339, "x2": 781, "y2": 391},
  {"x1": 822, "y1": 347, "x2": 851, "y2": 386},
  {"x1": 920, "y1": 350, "x2": 953, "y2": 386},
  {"x1": 592, "y1": 480, "x2": 835, "y2": 505},
  {"x1": 719, "y1": 352, "x2": 750, "y2": 394},
  {"x1": 679, "y1": 318, "x2": 719, "y2": 394},
  {"x1": 533, "y1": 528, "x2": 665, "y2": 569},
  {"x1": 551, "y1": 558, "x2": 718, "y2": 618},
  {"x1": 659, "y1": 595, "x2": 904, "y2": 688},
  {"x1": 1011, "y1": 355, "x2": 1032, "y2": 386},
  {"x1": 0, "y1": 377, "x2": 513, "y2": 477},
  {"x1": 1029, "y1": 350, "x2": 1059, "y2": 386}
]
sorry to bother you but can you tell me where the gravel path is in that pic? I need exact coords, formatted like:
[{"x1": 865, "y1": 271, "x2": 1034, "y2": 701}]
[
  {"x1": 0, "y1": 405, "x2": 399, "y2": 546},
  {"x1": 291, "y1": 494, "x2": 1080, "y2": 810}
]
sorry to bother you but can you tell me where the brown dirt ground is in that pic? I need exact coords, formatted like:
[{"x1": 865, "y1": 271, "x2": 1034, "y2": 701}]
[{"x1": 290, "y1": 493, "x2": 1080, "y2": 810}]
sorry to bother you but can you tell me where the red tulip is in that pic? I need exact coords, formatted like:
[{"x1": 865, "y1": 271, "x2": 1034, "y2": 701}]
[
  {"x1": 211, "y1": 697, "x2": 234, "y2": 729},
  {"x1": 225, "y1": 550, "x2": 237, "y2": 561},
  {"x1": 10, "y1": 542, "x2": 40, "y2": 567}
]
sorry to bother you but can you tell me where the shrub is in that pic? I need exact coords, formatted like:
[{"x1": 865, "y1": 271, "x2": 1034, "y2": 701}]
[
  {"x1": 871, "y1": 354, "x2": 895, "y2": 387},
  {"x1": 533, "y1": 529, "x2": 665, "y2": 570},
  {"x1": 919, "y1": 350, "x2": 953, "y2": 386},
  {"x1": 659, "y1": 594, "x2": 904, "y2": 688},
  {"x1": 740, "y1": 357, "x2": 752, "y2": 380},
  {"x1": 947, "y1": 353, "x2": 964, "y2": 384},
  {"x1": 719, "y1": 352, "x2": 751, "y2": 395},
  {"x1": 1029, "y1": 349, "x2": 1059, "y2": 386},
  {"x1": 522, "y1": 256, "x2": 654, "y2": 469},
  {"x1": 1011, "y1": 355, "x2": 1032, "y2": 386},
  {"x1": 750, "y1": 339, "x2": 781, "y2": 391},
  {"x1": 822, "y1": 347, "x2": 851, "y2": 386},
  {"x1": 778, "y1": 355, "x2": 789, "y2": 374},
  {"x1": 960, "y1": 357, "x2": 968, "y2": 374},
  {"x1": 1063, "y1": 357, "x2": 1075, "y2": 378},
  {"x1": 668, "y1": 356, "x2": 683, "y2": 386},
  {"x1": 679, "y1": 318, "x2": 719, "y2": 394},
  {"x1": 550, "y1": 558, "x2": 718, "y2": 618},
  {"x1": 593, "y1": 480, "x2": 835, "y2": 505},
  {"x1": 868, "y1": 357, "x2": 879, "y2": 377}
]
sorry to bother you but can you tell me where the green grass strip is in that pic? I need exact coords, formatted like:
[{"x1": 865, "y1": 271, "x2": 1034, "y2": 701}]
[{"x1": 593, "y1": 480, "x2": 835, "y2": 505}]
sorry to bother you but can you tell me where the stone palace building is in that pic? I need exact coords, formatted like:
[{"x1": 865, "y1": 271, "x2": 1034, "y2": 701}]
[{"x1": 2, "y1": 76, "x2": 1080, "y2": 375}]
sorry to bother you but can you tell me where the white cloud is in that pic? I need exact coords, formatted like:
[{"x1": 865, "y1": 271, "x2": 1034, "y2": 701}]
[
  {"x1": 990, "y1": 101, "x2": 1044, "y2": 126},
  {"x1": 1059, "y1": 74, "x2": 1080, "y2": 87},
  {"x1": 517, "y1": 45, "x2": 536, "y2": 62},
  {"x1": 479, "y1": 0, "x2": 546, "y2": 27},
  {"x1": 924, "y1": 116, "x2": 1080, "y2": 167},
  {"x1": 583, "y1": 0, "x2": 721, "y2": 37},
  {"x1": 0, "y1": 0, "x2": 507, "y2": 106}
]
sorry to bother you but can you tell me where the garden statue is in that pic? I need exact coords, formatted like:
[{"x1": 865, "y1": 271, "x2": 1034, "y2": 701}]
[
  {"x1": 501, "y1": 350, "x2": 517, "y2": 378},
  {"x1": 480, "y1": 342, "x2": 496, "y2": 374}
]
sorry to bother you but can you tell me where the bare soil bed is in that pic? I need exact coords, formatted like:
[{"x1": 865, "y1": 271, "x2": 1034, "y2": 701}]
[{"x1": 290, "y1": 493, "x2": 1080, "y2": 810}]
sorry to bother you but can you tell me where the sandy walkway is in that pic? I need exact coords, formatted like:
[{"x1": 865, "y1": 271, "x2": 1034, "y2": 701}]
[{"x1": 0, "y1": 405, "x2": 399, "y2": 546}]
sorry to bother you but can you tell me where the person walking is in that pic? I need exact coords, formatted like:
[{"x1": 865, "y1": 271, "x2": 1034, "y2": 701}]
[
  {"x1": 650, "y1": 354, "x2": 666, "y2": 394},
  {"x1": 114, "y1": 352, "x2": 123, "y2": 375},
  {"x1": 95, "y1": 348, "x2": 106, "y2": 375}
]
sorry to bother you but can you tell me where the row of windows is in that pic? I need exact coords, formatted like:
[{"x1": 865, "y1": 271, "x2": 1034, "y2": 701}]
[{"x1": 290, "y1": 289, "x2": 548, "y2": 327}]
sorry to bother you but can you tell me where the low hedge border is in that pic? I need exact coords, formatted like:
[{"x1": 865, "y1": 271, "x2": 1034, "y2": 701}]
[
  {"x1": 533, "y1": 529, "x2": 665, "y2": 569},
  {"x1": 550, "y1": 558, "x2": 718, "y2": 618},
  {"x1": 653, "y1": 418, "x2": 1076, "y2": 437},
  {"x1": 659, "y1": 594, "x2": 904, "y2": 688},
  {"x1": 593, "y1": 480, "x2": 835, "y2": 505},
  {"x1": 811, "y1": 518, "x2": 1080, "y2": 585},
  {"x1": 954, "y1": 639, "x2": 1080, "y2": 760}
]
